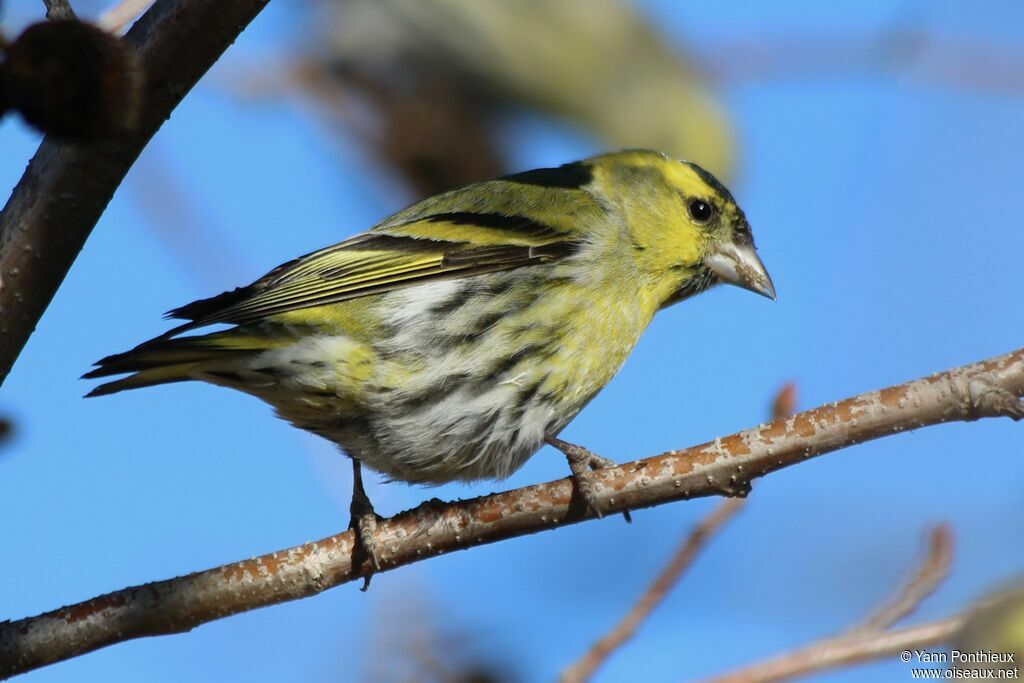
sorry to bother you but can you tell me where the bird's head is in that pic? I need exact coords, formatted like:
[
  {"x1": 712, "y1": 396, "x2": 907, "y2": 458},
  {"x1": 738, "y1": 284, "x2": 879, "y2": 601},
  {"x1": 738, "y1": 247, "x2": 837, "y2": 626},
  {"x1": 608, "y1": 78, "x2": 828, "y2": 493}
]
[{"x1": 592, "y1": 150, "x2": 775, "y2": 308}]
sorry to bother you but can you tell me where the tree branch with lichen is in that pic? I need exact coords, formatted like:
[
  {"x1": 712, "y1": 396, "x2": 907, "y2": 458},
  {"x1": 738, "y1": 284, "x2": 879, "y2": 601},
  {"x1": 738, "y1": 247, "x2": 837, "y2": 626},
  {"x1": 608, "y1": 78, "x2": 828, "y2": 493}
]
[{"x1": 0, "y1": 348, "x2": 1020, "y2": 679}]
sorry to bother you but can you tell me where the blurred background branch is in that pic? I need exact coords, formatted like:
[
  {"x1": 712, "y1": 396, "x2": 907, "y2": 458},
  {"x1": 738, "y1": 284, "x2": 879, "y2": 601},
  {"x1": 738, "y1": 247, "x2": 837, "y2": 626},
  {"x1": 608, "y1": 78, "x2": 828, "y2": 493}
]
[
  {"x1": 562, "y1": 499, "x2": 746, "y2": 683},
  {"x1": 699, "y1": 525, "x2": 955, "y2": 683},
  {"x1": 251, "y1": 0, "x2": 735, "y2": 200},
  {"x1": 703, "y1": 617, "x2": 964, "y2": 683},
  {"x1": 854, "y1": 525, "x2": 953, "y2": 633},
  {"x1": 232, "y1": 0, "x2": 1024, "y2": 214}
]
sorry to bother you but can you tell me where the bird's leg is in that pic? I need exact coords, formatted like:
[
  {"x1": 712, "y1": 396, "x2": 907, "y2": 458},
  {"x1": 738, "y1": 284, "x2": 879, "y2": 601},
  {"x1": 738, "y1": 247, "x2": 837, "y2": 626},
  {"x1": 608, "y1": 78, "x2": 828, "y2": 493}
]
[
  {"x1": 545, "y1": 435, "x2": 631, "y2": 523},
  {"x1": 349, "y1": 459, "x2": 381, "y2": 589}
]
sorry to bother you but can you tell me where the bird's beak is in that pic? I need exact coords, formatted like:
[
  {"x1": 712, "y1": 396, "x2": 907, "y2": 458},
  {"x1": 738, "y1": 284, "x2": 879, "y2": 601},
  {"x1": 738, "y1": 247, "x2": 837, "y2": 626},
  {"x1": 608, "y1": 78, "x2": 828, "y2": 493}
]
[{"x1": 705, "y1": 241, "x2": 776, "y2": 300}]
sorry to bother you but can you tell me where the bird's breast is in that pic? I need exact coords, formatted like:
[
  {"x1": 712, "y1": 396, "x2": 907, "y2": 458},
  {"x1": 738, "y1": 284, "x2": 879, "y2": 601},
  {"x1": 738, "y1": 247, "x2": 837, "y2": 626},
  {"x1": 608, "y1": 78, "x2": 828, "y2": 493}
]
[{"x1": 343, "y1": 266, "x2": 654, "y2": 483}]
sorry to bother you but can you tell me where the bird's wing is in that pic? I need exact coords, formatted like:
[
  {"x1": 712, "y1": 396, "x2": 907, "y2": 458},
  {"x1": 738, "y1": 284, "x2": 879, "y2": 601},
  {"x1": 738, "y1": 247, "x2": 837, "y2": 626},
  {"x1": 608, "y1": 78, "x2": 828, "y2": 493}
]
[{"x1": 165, "y1": 211, "x2": 580, "y2": 333}]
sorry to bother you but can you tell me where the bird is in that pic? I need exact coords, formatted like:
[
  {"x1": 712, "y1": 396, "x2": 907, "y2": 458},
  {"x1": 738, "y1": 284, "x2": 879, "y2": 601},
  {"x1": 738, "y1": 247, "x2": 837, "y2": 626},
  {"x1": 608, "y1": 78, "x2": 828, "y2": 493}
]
[{"x1": 85, "y1": 149, "x2": 774, "y2": 572}]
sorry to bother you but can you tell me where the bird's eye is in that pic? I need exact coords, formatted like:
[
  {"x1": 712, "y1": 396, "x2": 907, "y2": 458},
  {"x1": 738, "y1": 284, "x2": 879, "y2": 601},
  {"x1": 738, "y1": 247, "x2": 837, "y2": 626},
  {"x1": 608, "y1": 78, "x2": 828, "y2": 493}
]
[{"x1": 687, "y1": 198, "x2": 715, "y2": 224}]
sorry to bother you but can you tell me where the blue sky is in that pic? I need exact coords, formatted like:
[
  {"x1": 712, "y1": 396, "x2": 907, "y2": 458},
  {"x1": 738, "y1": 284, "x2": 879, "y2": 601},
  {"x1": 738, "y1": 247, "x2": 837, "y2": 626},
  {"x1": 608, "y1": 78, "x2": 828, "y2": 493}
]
[{"x1": 2, "y1": 2, "x2": 1023, "y2": 681}]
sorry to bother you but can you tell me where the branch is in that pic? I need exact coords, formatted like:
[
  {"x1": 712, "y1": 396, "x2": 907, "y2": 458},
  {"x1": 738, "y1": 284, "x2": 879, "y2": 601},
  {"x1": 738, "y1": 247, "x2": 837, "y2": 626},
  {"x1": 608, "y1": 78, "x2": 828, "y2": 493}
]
[
  {"x1": 43, "y1": 0, "x2": 78, "y2": 21},
  {"x1": 854, "y1": 525, "x2": 952, "y2": 632},
  {"x1": 0, "y1": 0, "x2": 271, "y2": 385},
  {"x1": 1, "y1": 348, "x2": 1021, "y2": 678},
  {"x1": 560, "y1": 499, "x2": 745, "y2": 683},
  {"x1": 700, "y1": 525, "x2": 957, "y2": 683}
]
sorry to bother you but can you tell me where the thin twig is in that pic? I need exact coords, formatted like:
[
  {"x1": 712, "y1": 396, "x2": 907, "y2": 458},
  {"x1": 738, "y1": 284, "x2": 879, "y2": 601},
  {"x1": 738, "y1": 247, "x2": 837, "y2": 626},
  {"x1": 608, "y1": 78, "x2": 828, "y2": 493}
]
[
  {"x1": 769, "y1": 382, "x2": 797, "y2": 423},
  {"x1": 699, "y1": 524, "x2": 958, "y2": 683},
  {"x1": 855, "y1": 525, "x2": 953, "y2": 632},
  {"x1": 0, "y1": 0, "x2": 271, "y2": 386},
  {"x1": 561, "y1": 499, "x2": 745, "y2": 683},
  {"x1": 98, "y1": 0, "x2": 156, "y2": 34},
  {"x1": 0, "y1": 348, "x2": 1020, "y2": 678},
  {"x1": 43, "y1": 0, "x2": 77, "y2": 21},
  {"x1": 700, "y1": 616, "x2": 964, "y2": 683}
]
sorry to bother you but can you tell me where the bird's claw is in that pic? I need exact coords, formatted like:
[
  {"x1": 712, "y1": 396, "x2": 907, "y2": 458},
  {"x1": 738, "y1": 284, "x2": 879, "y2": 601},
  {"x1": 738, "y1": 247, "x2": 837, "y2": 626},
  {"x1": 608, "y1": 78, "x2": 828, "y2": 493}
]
[
  {"x1": 349, "y1": 460, "x2": 382, "y2": 590},
  {"x1": 546, "y1": 436, "x2": 631, "y2": 523},
  {"x1": 349, "y1": 500, "x2": 382, "y2": 591}
]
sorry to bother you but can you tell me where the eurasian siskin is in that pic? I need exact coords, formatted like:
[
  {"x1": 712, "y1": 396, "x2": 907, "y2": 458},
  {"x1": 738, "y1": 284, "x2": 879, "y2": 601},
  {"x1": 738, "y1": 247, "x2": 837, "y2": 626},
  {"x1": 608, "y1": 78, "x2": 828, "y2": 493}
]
[{"x1": 86, "y1": 149, "x2": 774, "y2": 567}]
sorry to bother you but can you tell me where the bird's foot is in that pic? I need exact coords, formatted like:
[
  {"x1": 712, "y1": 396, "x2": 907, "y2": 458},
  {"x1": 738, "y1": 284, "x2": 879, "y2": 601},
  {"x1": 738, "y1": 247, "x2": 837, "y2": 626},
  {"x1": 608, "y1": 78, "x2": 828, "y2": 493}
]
[
  {"x1": 349, "y1": 497, "x2": 382, "y2": 591},
  {"x1": 349, "y1": 460, "x2": 382, "y2": 590},
  {"x1": 545, "y1": 435, "x2": 631, "y2": 523}
]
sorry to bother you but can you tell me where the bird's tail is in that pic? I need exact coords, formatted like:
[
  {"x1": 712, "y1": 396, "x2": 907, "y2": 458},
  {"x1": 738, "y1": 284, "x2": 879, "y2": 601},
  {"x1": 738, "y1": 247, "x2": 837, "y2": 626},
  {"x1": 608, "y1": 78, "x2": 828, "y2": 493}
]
[{"x1": 83, "y1": 330, "x2": 284, "y2": 397}]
